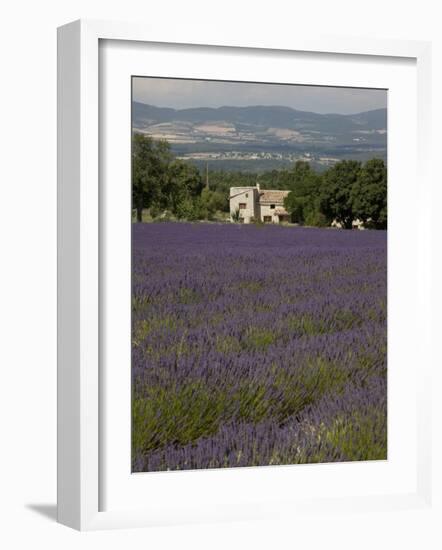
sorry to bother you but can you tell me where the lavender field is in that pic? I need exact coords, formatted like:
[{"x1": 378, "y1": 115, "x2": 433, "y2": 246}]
[{"x1": 132, "y1": 223, "x2": 387, "y2": 472}]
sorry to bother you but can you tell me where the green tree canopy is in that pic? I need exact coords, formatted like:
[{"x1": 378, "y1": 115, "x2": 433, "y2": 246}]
[
  {"x1": 320, "y1": 160, "x2": 361, "y2": 229},
  {"x1": 132, "y1": 133, "x2": 203, "y2": 221},
  {"x1": 132, "y1": 134, "x2": 172, "y2": 222},
  {"x1": 165, "y1": 160, "x2": 203, "y2": 213},
  {"x1": 199, "y1": 188, "x2": 228, "y2": 219},
  {"x1": 351, "y1": 158, "x2": 387, "y2": 229},
  {"x1": 283, "y1": 161, "x2": 324, "y2": 224}
]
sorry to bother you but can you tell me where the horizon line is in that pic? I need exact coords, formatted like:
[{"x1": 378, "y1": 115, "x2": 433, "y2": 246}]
[{"x1": 132, "y1": 100, "x2": 387, "y2": 117}]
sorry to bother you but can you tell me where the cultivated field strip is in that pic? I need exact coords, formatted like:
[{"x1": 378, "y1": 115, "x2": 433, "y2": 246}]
[{"x1": 132, "y1": 223, "x2": 387, "y2": 471}]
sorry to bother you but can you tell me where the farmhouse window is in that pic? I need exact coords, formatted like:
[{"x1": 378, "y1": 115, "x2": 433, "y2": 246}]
[
  {"x1": 270, "y1": 204, "x2": 275, "y2": 209},
  {"x1": 263, "y1": 216, "x2": 272, "y2": 223},
  {"x1": 239, "y1": 203, "x2": 246, "y2": 209}
]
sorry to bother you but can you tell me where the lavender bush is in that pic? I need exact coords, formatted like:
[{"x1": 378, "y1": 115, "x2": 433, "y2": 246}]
[{"x1": 132, "y1": 223, "x2": 387, "y2": 471}]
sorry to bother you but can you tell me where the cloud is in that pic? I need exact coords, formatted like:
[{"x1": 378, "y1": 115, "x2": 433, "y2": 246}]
[{"x1": 132, "y1": 77, "x2": 387, "y2": 115}]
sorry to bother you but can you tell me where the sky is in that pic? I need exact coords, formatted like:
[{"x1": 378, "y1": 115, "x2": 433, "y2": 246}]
[{"x1": 132, "y1": 77, "x2": 387, "y2": 115}]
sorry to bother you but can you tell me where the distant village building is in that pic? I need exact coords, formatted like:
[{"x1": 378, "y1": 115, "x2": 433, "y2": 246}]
[
  {"x1": 331, "y1": 218, "x2": 365, "y2": 230},
  {"x1": 229, "y1": 184, "x2": 290, "y2": 224}
]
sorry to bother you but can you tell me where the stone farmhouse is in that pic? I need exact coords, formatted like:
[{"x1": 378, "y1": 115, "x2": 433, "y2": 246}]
[{"x1": 229, "y1": 184, "x2": 290, "y2": 224}]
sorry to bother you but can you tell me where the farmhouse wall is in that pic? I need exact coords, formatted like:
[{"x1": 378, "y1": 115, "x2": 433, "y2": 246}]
[{"x1": 229, "y1": 187, "x2": 259, "y2": 223}]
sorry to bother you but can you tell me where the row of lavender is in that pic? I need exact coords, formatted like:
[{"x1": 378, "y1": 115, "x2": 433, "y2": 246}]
[{"x1": 132, "y1": 223, "x2": 387, "y2": 471}]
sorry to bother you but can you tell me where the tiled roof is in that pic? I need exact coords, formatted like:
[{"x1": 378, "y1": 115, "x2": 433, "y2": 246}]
[
  {"x1": 274, "y1": 207, "x2": 289, "y2": 215},
  {"x1": 259, "y1": 190, "x2": 290, "y2": 204}
]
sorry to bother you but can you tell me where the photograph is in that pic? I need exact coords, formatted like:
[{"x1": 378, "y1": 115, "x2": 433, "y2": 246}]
[{"x1": 131, "y1": 76, "x2": 388, "y2": 472}]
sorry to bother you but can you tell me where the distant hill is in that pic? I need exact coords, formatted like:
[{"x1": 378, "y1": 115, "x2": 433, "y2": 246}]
[
  {"x1": 132, "y1": 102, "x2": 387, "y2": 171},
  {"x1": 133, "y1": 102, "x2": 386, "y2": 131}
]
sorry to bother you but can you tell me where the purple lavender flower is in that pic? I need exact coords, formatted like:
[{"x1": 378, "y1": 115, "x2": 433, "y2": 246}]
[{"x1": 132, "y1": 223, "x2": 387, "y2": 471}]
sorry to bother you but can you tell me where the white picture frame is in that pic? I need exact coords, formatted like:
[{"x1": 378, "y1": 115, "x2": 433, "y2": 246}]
[{"x1": 57, "y1": 19, "x2": 433, "y2": 531}]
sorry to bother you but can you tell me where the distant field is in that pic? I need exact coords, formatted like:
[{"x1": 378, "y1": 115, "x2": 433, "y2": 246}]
[{"x1": 132, "y1": 223, "x2": 387, "y2": 471}]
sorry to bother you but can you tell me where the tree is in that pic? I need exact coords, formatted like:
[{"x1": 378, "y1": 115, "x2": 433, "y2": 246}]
[
  {"x1": 351, "y1": 158, "x2": 387, "y2": 229},
  {"x1": 288, "y1": 161, "x2": 317, "y2": 193},
  {"x1": 165, "y1": 160, "x2": 203, "y2": 215},
  {"x1": 132, "y1": 134, "x2": 172, "y2": 221},
  {"x1": 284, "y1": 193, "x2": 304, "y2": 223},
  {"x1": 175, "y1": 197, "x2": 201, "y2": 221},
  {"x1": 320, "y1": 160, "x2": 361, "y2": 229},
  {"x1": 199, "y1": 188, "x2": 228, "y2": 219},
  {"x1": 283, "y1": 161, "x2": 323, "y2": 224}
]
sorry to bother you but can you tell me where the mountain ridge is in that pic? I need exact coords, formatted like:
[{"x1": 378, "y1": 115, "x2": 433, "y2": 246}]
[
  {"x1": 132, "y1": 102, "x2": 387, "y2": 171},
  {"x1": 133, "y1": 101, "x2": 386, "y2": 117}
]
